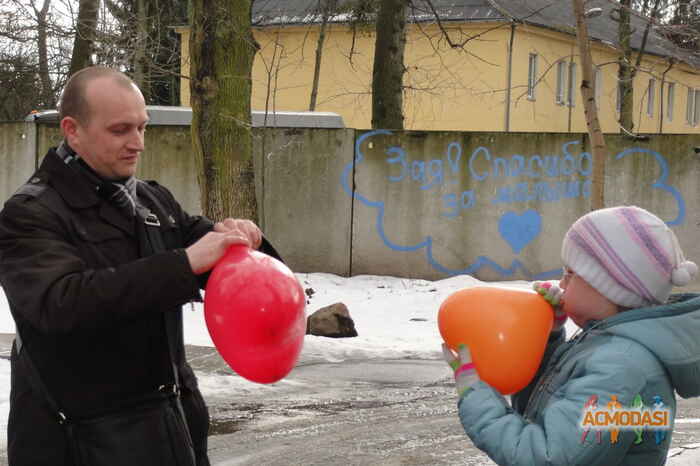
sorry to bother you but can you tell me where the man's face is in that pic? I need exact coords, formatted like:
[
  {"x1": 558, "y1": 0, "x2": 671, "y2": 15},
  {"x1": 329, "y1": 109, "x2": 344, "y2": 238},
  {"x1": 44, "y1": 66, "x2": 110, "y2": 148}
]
[{"x1": 62, "y1": 78, "x2": 148, "y2": 180}]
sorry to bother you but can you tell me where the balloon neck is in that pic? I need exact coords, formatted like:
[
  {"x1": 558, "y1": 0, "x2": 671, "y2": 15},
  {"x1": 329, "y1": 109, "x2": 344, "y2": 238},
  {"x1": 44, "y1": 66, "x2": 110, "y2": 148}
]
[
  {"x1": 219, "y1": 243, "x2": 250, "y2": 262},
  {"x1": 228, "y1": 243, "x2": 250, "y2": 252}
]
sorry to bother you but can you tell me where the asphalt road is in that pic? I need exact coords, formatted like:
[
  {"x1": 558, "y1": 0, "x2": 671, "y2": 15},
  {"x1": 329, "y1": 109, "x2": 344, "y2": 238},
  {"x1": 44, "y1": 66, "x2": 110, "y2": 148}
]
[
  {"x1": 2, "y1": 337, "x2": 700, "y2": 465},
  {"x1": 186, "y1": 345, "x2": 700, "y2": 466}
]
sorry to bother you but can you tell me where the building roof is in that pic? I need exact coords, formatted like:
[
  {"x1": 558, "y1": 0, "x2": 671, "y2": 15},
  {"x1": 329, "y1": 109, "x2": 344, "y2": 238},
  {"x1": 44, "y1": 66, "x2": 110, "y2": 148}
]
[
  {"x1": 490, "y1": 0, "x2": 699, "y2": 68},
  {"x1": 251, "y1": 0, "x2": 699, "y2": 69},
  {"x1": 252, "y1": 0, "x2": 506, "y2": 25}
]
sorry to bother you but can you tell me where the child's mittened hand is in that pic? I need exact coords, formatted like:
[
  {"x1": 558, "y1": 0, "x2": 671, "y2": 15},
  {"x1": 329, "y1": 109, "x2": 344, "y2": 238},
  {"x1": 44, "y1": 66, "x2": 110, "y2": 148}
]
[
  {"x1": 442, "y1": 343, "x2": 480, "y2": 398},
  {"x1": 533, "y1": 281, "x2": 567, "y2": 331}
]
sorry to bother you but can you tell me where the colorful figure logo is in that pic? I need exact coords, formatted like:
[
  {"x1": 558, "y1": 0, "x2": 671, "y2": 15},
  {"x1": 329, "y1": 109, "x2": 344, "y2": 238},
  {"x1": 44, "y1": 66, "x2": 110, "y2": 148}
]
[{"x1": 580, "y1": 394, "x2": 670, "y2": 445}]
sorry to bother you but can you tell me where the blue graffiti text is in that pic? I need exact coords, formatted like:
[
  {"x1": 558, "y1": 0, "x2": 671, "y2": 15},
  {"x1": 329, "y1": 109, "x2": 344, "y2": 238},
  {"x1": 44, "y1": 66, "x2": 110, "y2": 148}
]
[{"x1": 492, "y1": 179, "x2": 592, "y2": 204}]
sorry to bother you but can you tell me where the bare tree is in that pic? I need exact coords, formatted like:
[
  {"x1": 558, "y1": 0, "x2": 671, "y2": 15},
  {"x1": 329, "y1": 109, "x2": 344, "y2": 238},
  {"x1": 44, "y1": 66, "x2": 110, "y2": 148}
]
[
  {"x1": 0, "y1": 0, "x2": 72, "y2": 116},
  {"x1": 309, "y1": 0, "x2": 338, "y2": 111},
  {"x1": 131, "y1": 0, "x2": 147, "y2": 92},
  {"x1": 190, "y1": 0, "x2": 258, "y2": 220},
  {"x1": 68, "y1": 0, "x2": 99, "y2": 75},
  {"x1": 573, "y1": 0, "x2": 607, "y2": 210},
  {"x1": 35, "y1": 0, "x2": 57, "y2": 107},
  {"x1": 613, "y1": 0, "x2": 664, "y2": 135},
  {"x1": 0, "y1": 54, "x2": 44, "y2": 119},
  {"x1": 372, "y1": 0, "x2": 407, "y2": 129},
  {"x1": 665, "y1": 0, "x2": 700, "y2": 49},
  {"x1": 102, "y1": 0, "x2": 186, "y2": 104}
]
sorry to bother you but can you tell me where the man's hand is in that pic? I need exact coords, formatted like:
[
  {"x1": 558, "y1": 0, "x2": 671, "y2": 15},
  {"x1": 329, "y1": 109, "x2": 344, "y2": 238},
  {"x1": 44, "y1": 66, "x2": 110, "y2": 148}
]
[
  {"x1": 213, "y1": 219, "x2": 262, "y2": 250},
  {"x1": 185, "y1": 219, "x2": 262, "y2": 275}
]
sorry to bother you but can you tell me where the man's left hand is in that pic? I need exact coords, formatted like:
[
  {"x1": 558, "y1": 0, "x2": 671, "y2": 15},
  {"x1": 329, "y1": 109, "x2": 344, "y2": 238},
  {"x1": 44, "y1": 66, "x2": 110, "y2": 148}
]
[{"x1": 214, "y1": 219, "x2": 262, "y2": 250}]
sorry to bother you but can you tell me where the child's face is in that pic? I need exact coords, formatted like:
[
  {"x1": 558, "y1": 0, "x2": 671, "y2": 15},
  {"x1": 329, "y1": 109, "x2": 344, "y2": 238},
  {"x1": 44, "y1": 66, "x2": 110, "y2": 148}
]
[{"x1": 559, "y1": 267, "x2": 619, "y2": 327}]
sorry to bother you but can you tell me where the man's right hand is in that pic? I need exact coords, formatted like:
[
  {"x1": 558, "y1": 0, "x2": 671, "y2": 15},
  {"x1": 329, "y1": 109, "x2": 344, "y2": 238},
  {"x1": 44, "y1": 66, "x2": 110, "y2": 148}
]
[{"x1": 185, "y1": 230, "x2": 250, "y2": 275}]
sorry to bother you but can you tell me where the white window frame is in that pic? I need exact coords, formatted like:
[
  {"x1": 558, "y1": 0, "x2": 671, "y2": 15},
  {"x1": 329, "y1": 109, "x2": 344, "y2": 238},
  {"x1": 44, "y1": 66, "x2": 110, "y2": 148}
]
[
  {"x1": 567, "y1": 62, "x2": 577, "y2": 107},
  {"x1": 556, "y1": 61, "x2": 566, "y2": 105},
  {"x1": 686, "y1": 87, "x2": 695, "y2": 125},
  {"x1": 667, "y1": 82, "x2": 675, "y2": 121},
  {"x1": 594, "y1": 67, "x2": 602, "y2": 109},
  {"x1": 647, "y1": 78, "x2": 655, "y2": 118},
  {"x1": 616, "y1": 81, "x2": 622, "y2": 113},
  {"x1": 527, "y1": 53, "x2": 538, "y2": 100},
  {"x1": 694, "y1": 89, "x2": 700, "y2": 126}
]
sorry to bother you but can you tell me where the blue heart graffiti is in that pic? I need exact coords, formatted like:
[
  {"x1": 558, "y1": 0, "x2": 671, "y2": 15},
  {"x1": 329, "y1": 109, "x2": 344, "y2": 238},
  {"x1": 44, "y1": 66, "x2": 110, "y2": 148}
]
[{"x1": 498, "y1": 210, "x2": 542, "y2": 254}]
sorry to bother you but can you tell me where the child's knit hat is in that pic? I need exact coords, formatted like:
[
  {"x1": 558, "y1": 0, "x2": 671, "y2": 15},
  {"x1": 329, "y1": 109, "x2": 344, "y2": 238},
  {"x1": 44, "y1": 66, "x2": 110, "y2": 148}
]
[{"x1": 561, "y1": 206, "x2": 698, "y2": 308}]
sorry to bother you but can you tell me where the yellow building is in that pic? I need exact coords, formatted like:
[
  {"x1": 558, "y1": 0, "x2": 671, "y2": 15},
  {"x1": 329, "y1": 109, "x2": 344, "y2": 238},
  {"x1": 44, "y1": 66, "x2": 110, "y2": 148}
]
[{"x1": 176, "y1": 0, "x2": 700, "y2": 134}]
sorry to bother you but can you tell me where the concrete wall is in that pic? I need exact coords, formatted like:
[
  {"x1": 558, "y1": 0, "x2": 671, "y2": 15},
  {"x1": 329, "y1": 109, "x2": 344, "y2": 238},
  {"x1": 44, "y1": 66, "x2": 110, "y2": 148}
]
[
  {"x1": 349, "y1": 130, "x2": 700, "y2": 284},
  {"x1": 36, "y1": 124, "x2": 61, "y2": 161},
  {"x1": 2, "y1": 122, "x2": 699, "y2": 287},
  {"x1": 0, "y1": 123, "x2": 37, "y2": 202},
  {"x1": 28, "y1": 124, "x2": 205, "y2": 215},
  {"x1": 0, "y1": 122, "x2": 354, "y2": 276},
  {"x1": 255, "y1": 128, "x2": 354, "y2": 276},
  {"x1": 349, "y1": 131, "x2": 589, "y2": 280},
  {"x1": 136, "y1": 126, "x2": 202, "y2": 215}
]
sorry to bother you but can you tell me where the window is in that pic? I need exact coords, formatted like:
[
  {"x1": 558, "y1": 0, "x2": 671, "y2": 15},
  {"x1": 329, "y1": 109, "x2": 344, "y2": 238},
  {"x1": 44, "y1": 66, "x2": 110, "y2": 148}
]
[
  {"x1": 685, "y1": 87, "x2": 700, "y2": 126},
  {"x1": 554, "y1": 59, "x2": 577, "y2": 107},
  {"x1": 567, "y1": 62, "x2": 577, "y2": 107},
  {"x1": 667, "y1": 82, "x2": 675, "y2": 121},
  {"x1": 528, "y1": 53, "x2": 538, "y2": 100},
  {"x1": 686, "y1": 87, "x2": 694, "y2": 125},
  {"x1": 647, "y1": 79, "x2": 655, "y2": 117},
  {"x1": 556, "y1": 61, "x2": 567, "y2": 105},
  {"x1": 594, "y1": 67, "x2": 602, "y2": 109}
]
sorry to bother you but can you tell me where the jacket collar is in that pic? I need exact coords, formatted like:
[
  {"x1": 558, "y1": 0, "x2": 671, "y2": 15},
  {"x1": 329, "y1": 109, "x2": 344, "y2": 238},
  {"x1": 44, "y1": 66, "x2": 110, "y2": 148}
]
[
  {"x1": 586, "y1": 293, "x2": 700, "y2": 330},
  {"x1": 42, "y1": 148, "x2": 101, "y2": 208},
  {"x1": 42, "y1": 148, "x2": 136, "y2": 235}
]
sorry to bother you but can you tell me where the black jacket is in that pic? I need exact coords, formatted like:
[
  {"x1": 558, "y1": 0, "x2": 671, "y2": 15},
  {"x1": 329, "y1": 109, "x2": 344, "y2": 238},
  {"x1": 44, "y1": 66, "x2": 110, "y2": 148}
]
[{"x1": 0, "y1": 148, "x2": 272, "y2": 465}]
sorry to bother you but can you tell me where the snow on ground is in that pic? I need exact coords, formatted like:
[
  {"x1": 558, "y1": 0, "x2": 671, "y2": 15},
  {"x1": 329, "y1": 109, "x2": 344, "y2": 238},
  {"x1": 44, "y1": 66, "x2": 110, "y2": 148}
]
[
  {"x1": 2, "y1": 273, "x2": 699, "y2": 465},
  {"x1": 181, "y1": 273, "x2": 568, "y2": 395},
  {"x1": 0, "y1": 273, "x2": 587, "y2": 451}
]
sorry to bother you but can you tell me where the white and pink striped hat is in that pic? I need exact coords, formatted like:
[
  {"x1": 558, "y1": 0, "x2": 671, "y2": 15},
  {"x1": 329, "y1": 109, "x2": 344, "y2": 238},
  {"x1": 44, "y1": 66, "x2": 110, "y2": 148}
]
[{"x1": 561, "y1": 206, "x2": 698, "y2": 308}]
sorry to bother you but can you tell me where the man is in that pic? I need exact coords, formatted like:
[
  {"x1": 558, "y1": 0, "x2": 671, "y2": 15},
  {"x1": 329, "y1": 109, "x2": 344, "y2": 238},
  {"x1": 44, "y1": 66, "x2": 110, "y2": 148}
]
[{"x1": 0, "y1": 66, "x2": 275, "y2": 465}]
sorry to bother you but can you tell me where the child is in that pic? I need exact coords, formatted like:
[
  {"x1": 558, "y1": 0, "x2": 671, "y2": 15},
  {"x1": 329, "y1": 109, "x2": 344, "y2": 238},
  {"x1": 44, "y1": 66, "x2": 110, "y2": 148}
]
[{"x1": 443, "y1": 205, "x2": 700, "y2": 465}]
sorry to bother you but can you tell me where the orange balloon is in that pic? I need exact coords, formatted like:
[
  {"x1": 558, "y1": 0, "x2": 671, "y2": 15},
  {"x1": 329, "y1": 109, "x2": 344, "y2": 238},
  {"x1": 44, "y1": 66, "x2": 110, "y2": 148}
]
[{"x1": 438, "y1": 286, "x2": 553, "y2": 395}]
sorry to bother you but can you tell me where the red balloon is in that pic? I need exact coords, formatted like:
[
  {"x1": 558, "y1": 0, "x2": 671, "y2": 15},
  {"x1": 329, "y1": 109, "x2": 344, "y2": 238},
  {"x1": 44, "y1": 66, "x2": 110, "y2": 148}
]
[{"x1": 204, "y1": 244, "x2": 306, "y2": 384}]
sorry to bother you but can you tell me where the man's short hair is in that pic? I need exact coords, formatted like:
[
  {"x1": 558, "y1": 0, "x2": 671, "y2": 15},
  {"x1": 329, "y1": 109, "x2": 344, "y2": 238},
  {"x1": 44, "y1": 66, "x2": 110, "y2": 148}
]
[{"x1": 58, "y1": 67, "x2": 137, "y2": 124}]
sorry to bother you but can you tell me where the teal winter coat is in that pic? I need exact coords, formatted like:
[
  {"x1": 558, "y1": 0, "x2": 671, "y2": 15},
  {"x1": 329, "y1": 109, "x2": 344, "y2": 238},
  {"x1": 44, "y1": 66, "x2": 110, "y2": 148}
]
[{"x1": 457, "y1": 293, "x2": 700, "y2": 466}]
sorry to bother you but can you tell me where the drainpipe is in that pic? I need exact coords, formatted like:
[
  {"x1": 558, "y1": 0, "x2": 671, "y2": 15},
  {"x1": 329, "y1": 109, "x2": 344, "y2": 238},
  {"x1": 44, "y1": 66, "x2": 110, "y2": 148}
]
[
  {"x1": 567, "y1": 42, "x2": 575, "y2": 132},
  {"x1": 659, "y1": 58, "x2": 675, "y2": 134},
  {"x1": 504, "y1": 22, "x2": 516, "y2": 132}
]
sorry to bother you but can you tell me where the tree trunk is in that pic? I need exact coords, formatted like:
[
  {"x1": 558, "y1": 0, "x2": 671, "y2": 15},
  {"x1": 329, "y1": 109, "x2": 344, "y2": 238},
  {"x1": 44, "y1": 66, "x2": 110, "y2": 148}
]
[
  {"x1": 190, "y1": 0, "x2": 258, "y2": 222},
  {"x1": 36, "y1": 0, "x2": 55, "y2": 108},
  {"x1": 617, "y1": 0, "x2": 634, "y2": 134},
  {"x1": 573, "y1": 0, "x2": 606, "y2": 211},
  {"x1": 133, "y1": 0, "x2": 149, "y2": 100},
  {"x1": 69, "y1": 0, "x2": 99, "y2": 76},
  {"x1": 309, "y1": 6, "x2": 329, "y2": 111},
  {"x1": 371, "y1": 0, "x2": 406, "y2": 129}
]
